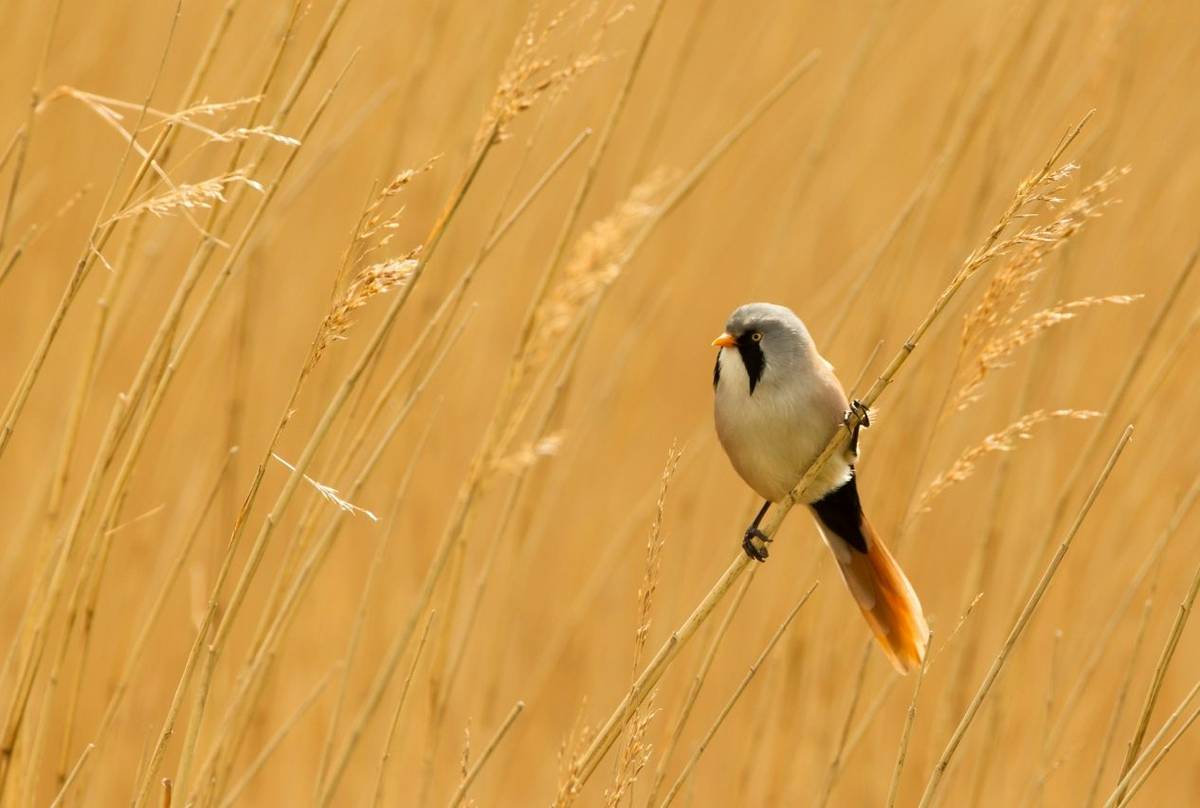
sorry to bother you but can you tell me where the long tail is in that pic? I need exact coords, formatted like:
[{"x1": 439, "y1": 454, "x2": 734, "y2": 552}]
[{"x1": 810, "y1": 475, "x2": 929, "y2": 674}]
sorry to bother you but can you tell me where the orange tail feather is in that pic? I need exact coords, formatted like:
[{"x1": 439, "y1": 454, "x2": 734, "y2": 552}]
[{"x1": 813, "y1": 509, "x2": 929, "y2": 673}]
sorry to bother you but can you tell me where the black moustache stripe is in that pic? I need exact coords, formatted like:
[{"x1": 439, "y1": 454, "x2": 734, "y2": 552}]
[{"x1": 737, "y1": 337, "x2": 765, "y2": 394}]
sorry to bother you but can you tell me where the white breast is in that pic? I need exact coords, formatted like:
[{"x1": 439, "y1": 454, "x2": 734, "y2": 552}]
[{"x1": 713, "y1": 347, "x2": 852, "y2": 503}]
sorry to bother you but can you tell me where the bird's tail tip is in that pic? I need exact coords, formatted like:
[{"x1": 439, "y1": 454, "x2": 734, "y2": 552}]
[{"x1": 856, "y1": 533, "x2": 929, "y2": 674}]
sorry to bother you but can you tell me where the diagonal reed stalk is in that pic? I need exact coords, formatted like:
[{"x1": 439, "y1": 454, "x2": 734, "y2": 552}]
[
  {"x1": 445, "y1": 700, "x2": 525, "y2": 808},
  {"x1": 644, "y1": 567, "x2": 758, "y2": 805},
  {"x1": 1111, "y1": 541, "x2": 1200, "y2": 803},
  {"x1": 886, "y1": 631, "x2": 932, "y2": 808},
  {"x1": 916, "y1": 425, "x2": 1134, "y2": 808},
  {"x1": 657, "y1": 582, "x2": 818, "y2": 808}
]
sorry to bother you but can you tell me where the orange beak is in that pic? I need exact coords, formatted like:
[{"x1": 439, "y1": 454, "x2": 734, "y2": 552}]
[{"x1": 711, "y1": 332, "x2": 737, "y2": 348}]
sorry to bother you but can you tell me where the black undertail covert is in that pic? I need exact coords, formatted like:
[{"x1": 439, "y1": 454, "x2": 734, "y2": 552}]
[{"x1": 810, "y1": 472, "x2": 869, "y2": 553}]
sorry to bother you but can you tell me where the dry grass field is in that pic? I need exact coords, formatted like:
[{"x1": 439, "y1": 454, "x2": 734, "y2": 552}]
[{"x1": 2, "y1": 0, "x2": 1200, "y2": 805}]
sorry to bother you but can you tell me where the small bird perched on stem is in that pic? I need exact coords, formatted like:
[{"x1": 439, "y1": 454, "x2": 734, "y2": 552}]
[{"x1": 712, "y1": 302, "x2": 929, "y2": 673}]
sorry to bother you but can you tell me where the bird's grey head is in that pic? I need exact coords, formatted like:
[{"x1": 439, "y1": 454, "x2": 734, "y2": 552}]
[{"x1": 713, "y1": 302, "x2": 815, "y2": 395}]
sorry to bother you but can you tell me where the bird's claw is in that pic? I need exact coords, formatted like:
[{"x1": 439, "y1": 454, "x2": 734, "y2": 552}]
[
  {"x1": 742, "y1": 527, "x2": 771, "y2": 562},
  {"x1": 844, "y1": 399, "x2": 870, "y2": 456},
  {"x1": 844, "y1": 399, "x2": 871, "y2": 429}
]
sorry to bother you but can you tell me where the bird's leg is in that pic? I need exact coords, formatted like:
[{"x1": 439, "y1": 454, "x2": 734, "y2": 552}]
[
  {"x1": 844, "y1": 398, "x2": 871, "y2": 456},
  {"x1": 742, "y1": 500, "x2": 772, "y2": 562}
]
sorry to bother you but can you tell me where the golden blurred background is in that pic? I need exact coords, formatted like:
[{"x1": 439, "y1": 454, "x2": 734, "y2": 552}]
[{"x1": 2, "y1": 0, "x2": 1200, "y2": 805}]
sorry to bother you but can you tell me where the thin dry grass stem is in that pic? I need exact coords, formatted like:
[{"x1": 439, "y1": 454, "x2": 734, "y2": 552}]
[
  {"x1": 0, "y1": 0, "x2": 63, "y2": 256},
  {"x1": 47, "y1": 743, "x2": 92, "y2": 808},
  {"x1": 8, "y1": 17, "x2": 319, "y2": 757},
  {"x1": 91, "y1": 447, "x2": 236, "y2": 748},
  {"x1": 62, "y1": 56, "x2": 334, "y2": 784},
  {"x1": 199, "y1": 315, "x2": 471, "y2": 804},
  {"x1": 1083, "y1": 599, "x2": 1155, "y2": 808},
  {"x1": 917, "y1": 409, "x2": 1101, "y2": 512},
  {"x1": 216, "y1": 667, "x2": 336, "y2": 808},
  {"x1": 1126, "y1": 304, "x2": 1200, "y2": 417},
  {"x1": 168, "y1": 69, "x2": 488, "y2": 798},
  {"x1": 372, "y1": 610, "x2": 437, "y2": 808},
  {"x1": 129, "y1": 68, "x2": 362, "y2": 807},
  {"x1": 568, "y1": 119, "x2": 1093, "y2": 791},
  {"x1": 841, "y1": 593, "x2": 983, "y2": 773},
  {"x1": 815, "y1": 639, "x2": 875, "y2": 808},
  {"x1": 1103, "y1": 675, "x2": 1200, "y2": 808},
  {"x1": 0, "y1": 183, "x2": 90, "y2": 288},
  {"x1": 755, "y1": 0, "x2": 891, "y2": 281},
  {"x1": 604, "y1": 442, "x2": 681, "y2": 805},
  {"x1": 320, "y1": 127, "x2": 590, "y2": 509},
  {"x1": 1111, "y1": 698, "x2": 1200, "y2": 808},
  {"x1": 825, "y1": 9, "x2": 1047, "y2": 345},
  {"x1": 311, "y1": 422, "x2": 439, "y2": 800},
  {"x1": 189, "y1": 25, "x2": 571, "y2": 786},
  {"x1": 1112, "y1": 546, "x2": 1200, "y2": 800},
  {"x1": 629, "y1": 0, "x2": 714, "y2": 177},
  {"x1": 886, "y1": 632, "x2": 932, "y2": 808},
  {"x1": 916, "y1": 425, "x2": 1133, "y2": 808},
  {"x1": 1010, "y1": 241, "x2": 1200, "y2": 601},
  {"x1": 645, "y1": 567, "x2": 758, "y2": 805},
  {"x1": 1045, "y1": 470, "x2": 1200, "y2": 757},
  {"x1": 935, "y1": 257, "x2": 1066, "y2": 741},
  {"x1": 523, "y1": 0, "x2": 666, "y2": 272},
  {"x1": 838, "y1": 601, "x2": 977, "y2": 788},
  {"x1": 445, "y1": 701, "x2": 525, "y2": 808},
  {"x1": 437, "y1": 340, "x2": 586, "y2": 716},
  {"x1": 1029, "y1": 629, "x2": 1066, "y2": 804},
  {"x1": 0, "y1": 4, "x2": 180, "y2": 463},
  {"x1": 658, "y1": 583, "x2": 819, "y2": 808},
  {"x1": 0, "y1": 16, "x2": 187, "y2": 789}
]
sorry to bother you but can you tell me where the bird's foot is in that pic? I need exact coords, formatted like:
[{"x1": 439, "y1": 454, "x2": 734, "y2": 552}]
[
  {"x1": 742, "y1": 527, "x2": 771, "y2": 562},
  {"x1": 844, "y1": 399, "x2": 870, "y2": 456},
  {"x1": 844, "y1": 398, "x2": 871, "y2": 429}
]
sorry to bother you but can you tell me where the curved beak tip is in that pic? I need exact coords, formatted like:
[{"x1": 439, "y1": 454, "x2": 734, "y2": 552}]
[{"x1": 711, "y1": 332, "x2": 736, "y2": 348}]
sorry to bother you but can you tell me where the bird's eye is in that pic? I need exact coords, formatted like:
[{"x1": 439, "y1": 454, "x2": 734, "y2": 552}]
[{"x1": 751, "y1": 331, "x2": 763, "y2": 342}]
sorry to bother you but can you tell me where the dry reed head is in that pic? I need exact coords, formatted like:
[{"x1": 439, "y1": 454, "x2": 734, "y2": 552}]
[
  {"x1": 604, "y1": 442, "x2": 681, "y2": 805},
  {"x1": 313, "y1": 158, "x2": 439, "y2": 361},
  {"x1": 474, "y1": 5, "x2": 607, "y2": 151},
  {"x1": 523, "y1": 167, "x2": 675, "y2": 374},
  {"x1": 918, "y1": 409, "x2": 1101, "y2": 512},
  {"x1": 954, "y1": 167, "x2": 1131, "y2": 410},
  {"x1": 104, "y1": 169, "x2": 263, "y2": 224}
]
